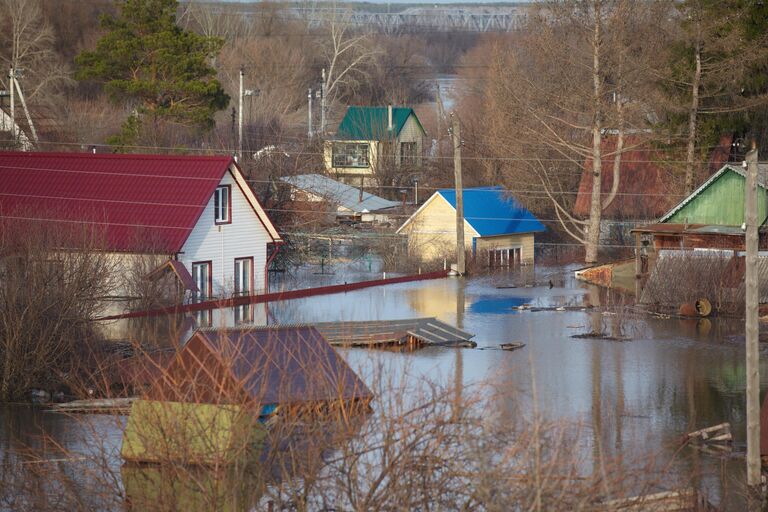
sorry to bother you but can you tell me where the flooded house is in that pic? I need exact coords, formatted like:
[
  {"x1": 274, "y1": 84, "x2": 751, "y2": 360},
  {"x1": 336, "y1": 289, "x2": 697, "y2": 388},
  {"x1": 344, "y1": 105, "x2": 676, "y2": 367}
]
[
  {"x1": 632, "y1": 163, "x2": 768, "y2": 311},
  {"x1": 324, "y1": 106, "x2": 425, "y2": 187},
  {"x1": 396, "y1": 186, "x2": 545, "y2": 266},
  {"x1": 0, "y1": 151, "x2": 282, "y2": 322},
  {"x1": 280, "y1": 173, "x2": 400, "y2": 224}
]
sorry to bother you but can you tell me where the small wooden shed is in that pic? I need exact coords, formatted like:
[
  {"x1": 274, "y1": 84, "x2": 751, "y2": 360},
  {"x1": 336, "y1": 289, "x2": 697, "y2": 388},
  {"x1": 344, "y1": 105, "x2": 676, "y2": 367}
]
[{"x1": 144, "y1": 326, "x2": 373, "y2": 413}]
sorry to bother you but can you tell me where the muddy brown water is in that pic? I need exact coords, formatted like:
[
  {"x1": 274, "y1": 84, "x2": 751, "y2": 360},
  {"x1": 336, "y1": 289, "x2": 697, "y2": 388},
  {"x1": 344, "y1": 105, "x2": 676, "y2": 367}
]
[{"x1": 0, "y1": 265, "x2": 762, "y2": 509}]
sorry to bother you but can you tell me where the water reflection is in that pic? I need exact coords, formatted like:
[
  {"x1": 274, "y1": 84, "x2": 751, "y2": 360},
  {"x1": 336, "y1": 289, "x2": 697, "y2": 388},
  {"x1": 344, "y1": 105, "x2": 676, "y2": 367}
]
[{"x1": 8, "y1": 266, "x2": 767, "y2": 508}]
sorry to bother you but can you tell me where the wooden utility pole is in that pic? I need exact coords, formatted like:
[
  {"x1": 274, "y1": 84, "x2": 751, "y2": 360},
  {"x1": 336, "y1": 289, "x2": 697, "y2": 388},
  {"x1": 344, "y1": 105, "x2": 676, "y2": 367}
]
[
  {"x1": 238, "y1": 67, "x2": 244, "y2": 160},
  {"x1": 744, "y1": 144, "x2": 761, "y2": 491},
  {"x1": 307, "y1": 88, "x2": 313, "y2": 139},
  {"x1": 451, "y1": 113, "x2": 465, "y2": 275}
]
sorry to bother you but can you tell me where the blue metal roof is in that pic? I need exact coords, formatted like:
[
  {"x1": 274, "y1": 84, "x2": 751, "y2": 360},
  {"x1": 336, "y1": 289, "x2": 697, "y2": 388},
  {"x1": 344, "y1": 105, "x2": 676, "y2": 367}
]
[{"x1": 438, "y1": 186, "x2": 545, "y2": 237}]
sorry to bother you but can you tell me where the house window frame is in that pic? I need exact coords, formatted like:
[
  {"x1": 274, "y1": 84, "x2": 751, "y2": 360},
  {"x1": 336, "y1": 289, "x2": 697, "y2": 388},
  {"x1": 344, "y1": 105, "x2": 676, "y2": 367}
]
[
  {"x1": 214, "y1": 185, "x2": 232, "y2": 225},
  {"x1": 233, "y1": 256, "x2": 254, "y2": 296},
  {"x1": 192, "y1": 260, "x2": 213, "y2": 301},
  {"x1": 332, "y1": 142, "x2": 370, "y2": 168},
  {"x1": 400, "y1": 141, "x2": 418, "y2": 166}
]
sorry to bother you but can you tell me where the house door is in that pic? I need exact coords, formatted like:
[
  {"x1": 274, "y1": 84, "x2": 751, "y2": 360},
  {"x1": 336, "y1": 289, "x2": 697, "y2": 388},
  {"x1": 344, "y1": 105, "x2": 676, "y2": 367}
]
[{"x1": 488, "y1": 248, "x2": 522, "y2": 268}]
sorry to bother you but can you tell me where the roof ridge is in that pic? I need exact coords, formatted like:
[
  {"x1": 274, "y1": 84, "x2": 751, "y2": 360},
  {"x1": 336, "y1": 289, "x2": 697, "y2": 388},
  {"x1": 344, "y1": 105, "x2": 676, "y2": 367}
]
[{"x1": 0, "y1": 151, "x2": 233, "y2": 162}]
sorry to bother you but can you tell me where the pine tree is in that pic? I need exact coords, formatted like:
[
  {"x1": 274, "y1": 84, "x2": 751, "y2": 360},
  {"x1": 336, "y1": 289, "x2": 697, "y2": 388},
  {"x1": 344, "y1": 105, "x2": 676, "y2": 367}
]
[{"x1": 75, "y1": 0, "x2": 229, "y2": 147}]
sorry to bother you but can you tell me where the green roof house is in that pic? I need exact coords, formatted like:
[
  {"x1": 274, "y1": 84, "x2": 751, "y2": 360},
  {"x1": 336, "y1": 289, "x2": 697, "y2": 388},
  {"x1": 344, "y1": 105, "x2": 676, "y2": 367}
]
[
  {"x1": 660, "y1": 163, "x2": 768, "y2": 226},
  {"x1": 324, "y1": 106, "x2": 426, "y2": 186}
]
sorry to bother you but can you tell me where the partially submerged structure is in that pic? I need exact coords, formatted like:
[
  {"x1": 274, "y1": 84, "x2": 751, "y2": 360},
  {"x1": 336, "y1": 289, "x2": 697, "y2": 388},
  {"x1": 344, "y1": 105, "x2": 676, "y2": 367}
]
[
  {"x1": 397, "y1": 186, "x2": 545, "y2": 266},
  {"x1": 280, "y1": 173, "x2": 400, "y2": 223},
  {"x1": 632, "y1": 163, "x2": 768, "y2": 309},
  {"x1": 311, "y1": 317, "x2": 476, "y2": 348},
  {"x1": 145, "y1": 326, "x2": 373, "y2": 413},
  {"x1": 325, "y1": 106, "x2": 425, "y2": 186},
  {"x1": 0, "y1": 151, "x2": 282, "y2": 309}
]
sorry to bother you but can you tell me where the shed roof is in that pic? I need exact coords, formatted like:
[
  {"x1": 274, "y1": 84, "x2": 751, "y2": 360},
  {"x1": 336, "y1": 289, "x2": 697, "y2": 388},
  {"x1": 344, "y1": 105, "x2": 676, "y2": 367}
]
[
  {"x1": 281, "y1": 174, "x2": 399, "y2": 213},
  {"x1": 399, "y1": 186, "x2": 544, "y2": 237},
  {"x1": 147, "y1": 326, "x2": 373, "y2": 406},
  {"x1": 336, "y1": 106, "x2": 424, "y2": 140},
  {"x1": 0, "y1": 151, "x2": 280, "y2": 253}
]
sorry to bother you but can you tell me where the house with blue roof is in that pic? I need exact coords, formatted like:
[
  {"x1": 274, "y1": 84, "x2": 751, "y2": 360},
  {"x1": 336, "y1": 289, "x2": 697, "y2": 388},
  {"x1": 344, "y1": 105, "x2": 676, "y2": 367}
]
[
  {"x1": 324, "y1": 106, "x2": 425, "y2": 186},
  {"x1": 396, "y1": 187, "x2": 545, "y2": 266}
]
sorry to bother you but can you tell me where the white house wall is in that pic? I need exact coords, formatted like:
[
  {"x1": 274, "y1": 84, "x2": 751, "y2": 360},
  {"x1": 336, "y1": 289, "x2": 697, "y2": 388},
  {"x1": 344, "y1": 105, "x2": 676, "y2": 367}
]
[
  {"x1": 396, "y1": 115, "x2": 424, "y2": 167},
  {"x1": 179, "y1": 170, "x2": 271, "y2": 297}
]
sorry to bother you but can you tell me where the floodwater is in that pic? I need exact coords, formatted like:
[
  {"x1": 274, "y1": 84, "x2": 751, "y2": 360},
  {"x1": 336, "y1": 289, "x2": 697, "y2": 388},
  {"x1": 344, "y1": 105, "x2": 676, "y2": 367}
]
[{"x1": 0, "y1": 264, "x2": 763, "y2": 509}]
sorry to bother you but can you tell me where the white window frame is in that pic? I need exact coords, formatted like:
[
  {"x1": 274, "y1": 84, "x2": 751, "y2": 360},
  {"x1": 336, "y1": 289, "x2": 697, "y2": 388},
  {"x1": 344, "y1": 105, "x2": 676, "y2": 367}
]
[
  {"x1": 192, "y1": 261, "x2": 212, "y2": 301},
  {"x1": 234, "y1": 257, "x2": 253, "y2": 296},
  {"x1": 214, "y1": 185, "x2": 230, "y2": 224}
]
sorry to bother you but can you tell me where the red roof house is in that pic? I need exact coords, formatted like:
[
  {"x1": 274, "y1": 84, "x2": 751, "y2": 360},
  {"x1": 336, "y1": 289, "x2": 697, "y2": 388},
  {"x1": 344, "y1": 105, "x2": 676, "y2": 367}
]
[
  {"x1": 0, "y1": 151, "x2": 281, "y2": 302},
  {"x1": 573, "y1": 136, "x2": 680, "y2": 220}
]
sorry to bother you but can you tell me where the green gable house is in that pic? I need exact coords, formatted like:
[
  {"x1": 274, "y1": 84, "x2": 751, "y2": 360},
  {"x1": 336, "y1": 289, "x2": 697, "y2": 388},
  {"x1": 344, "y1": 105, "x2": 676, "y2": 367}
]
[
  {"x1": 633, "y1": 163, "x2": 768, "y2": 253},
  {"x1": 324, "y1": 106, "x2": 426, "y2": 187}
]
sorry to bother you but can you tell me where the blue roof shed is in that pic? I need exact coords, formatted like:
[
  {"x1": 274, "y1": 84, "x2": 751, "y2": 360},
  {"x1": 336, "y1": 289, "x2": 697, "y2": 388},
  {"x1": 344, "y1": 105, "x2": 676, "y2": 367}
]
[{"x1": 437, "y1": 186, "x2": 545, "y2": 236}]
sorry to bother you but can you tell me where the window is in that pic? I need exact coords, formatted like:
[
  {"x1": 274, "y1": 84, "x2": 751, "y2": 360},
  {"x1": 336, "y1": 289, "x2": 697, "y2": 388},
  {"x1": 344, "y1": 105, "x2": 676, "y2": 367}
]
[
  {"x1": 214, "y1": 185, "x2": 231, "y2": 224},
  {"x1": 400, "y1": 142, "x2": 418, "y2": 166},
  {"x1": 234, "y1": 304, "x2": 254, "y2": 325},
  {"x1": 332, "y1": 143, "x2": 369, "y2": 168},
  {"x1": 192, "y1": 261, "x2": 212, "y2": 301},
  {"x1": 234, "y1": 257, "x2": 253, "y2": 296}
]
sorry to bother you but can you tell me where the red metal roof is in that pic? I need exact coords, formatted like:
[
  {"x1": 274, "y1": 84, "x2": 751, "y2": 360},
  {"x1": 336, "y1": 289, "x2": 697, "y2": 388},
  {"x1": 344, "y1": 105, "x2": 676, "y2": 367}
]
[
  {"x1": 573, "y1": 136, "x2": 680, "y2": 219},
  {"x1": 0, "y1": 151, "x2": 239, "y2": 253}
]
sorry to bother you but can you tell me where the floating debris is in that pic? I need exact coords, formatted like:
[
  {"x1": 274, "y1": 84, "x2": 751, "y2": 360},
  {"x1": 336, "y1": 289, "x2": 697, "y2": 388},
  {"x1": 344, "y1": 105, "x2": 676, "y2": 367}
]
[
  {"x1": 683, "y1": 422, "x2": 732, "y2": 446},
  {"x1": 499, "y1": 342, "x2": 525, "y2": 351}
]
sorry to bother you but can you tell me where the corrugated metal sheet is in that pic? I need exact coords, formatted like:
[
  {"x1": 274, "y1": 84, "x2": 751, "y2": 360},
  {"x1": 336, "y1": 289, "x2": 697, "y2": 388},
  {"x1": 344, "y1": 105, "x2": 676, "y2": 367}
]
[
  {"x1": 147, "y1": 326, "x2": 373, "y2": 405},
  {"x1": 336, "y1": 106, "x2": 424, "y2": 140},
  {"x1": 281, "y1": 174, "x2": 399, "y2": 213},
  {"x1": 309, "y1": 317, "x2": 475, "y2": 347},
  {"x1": 437, "y1": 186, "x2": 545, "y2": 236},
  {"x1": 661, "y1": 165, "x2": 768, "y2": 225},
  {"x1": 574, "y1": 136, "x2": 679, "y2": 219},
  {"x1": 0, "y1": 151, "x2": 239, "y2": 253}
]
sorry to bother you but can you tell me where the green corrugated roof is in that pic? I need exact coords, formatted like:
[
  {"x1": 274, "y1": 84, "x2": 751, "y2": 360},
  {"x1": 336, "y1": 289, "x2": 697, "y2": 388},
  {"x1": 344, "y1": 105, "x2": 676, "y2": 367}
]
[{"x1": 336, "y1": 106, "x2": 423, "y2": 140}]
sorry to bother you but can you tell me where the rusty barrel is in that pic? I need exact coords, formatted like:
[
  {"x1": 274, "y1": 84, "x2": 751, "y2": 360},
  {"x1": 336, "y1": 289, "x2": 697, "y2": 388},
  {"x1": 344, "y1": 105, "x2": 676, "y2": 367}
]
[{"x1": 679, "y1": 298, "x2": 712, "y2": 318}]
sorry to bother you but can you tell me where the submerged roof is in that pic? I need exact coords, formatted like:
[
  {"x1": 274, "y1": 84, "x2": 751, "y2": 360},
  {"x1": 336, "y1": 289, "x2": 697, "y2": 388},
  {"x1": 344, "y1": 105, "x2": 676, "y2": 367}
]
[
  {"x1": 281, "y1": 174, "x2": 399, "y2": 213},
  {"x1": 0, "y1": 151, "x2": 280, "y2": 252},
  {"x1": 399, "y1": 186, "x2": 544, "y2": 237},
  {"x1": 336, "y1": 106, "x2": 424, "y2": 140},
  {"x1": 148, "y1": 326, "x2": 373, "y2": 405}
]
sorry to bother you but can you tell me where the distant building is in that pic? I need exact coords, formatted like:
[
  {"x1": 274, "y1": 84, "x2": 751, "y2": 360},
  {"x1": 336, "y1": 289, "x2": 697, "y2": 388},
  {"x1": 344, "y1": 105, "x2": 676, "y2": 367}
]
[
  {"x1": 280, "y1": 173, "x2": 400, "y2": 223},
  {"x1": 0, "y1": 151, "x2": 282, "y2": 307},
  {"x1": 397, "y1": 186, "x2": 545, "y2": 266},
  {"x1": 324, "y1": 106, "x2": 425, "y2": 186}
]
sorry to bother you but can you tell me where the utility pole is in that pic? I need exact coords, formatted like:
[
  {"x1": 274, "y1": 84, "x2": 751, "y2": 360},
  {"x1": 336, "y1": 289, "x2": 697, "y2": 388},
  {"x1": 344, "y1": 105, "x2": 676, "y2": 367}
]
[
  {"x1": 451, "y1": 113, "x2": 465, "y2": 275},
  {"x1": 238, "y1": 67, "x2": 244, "y2": 160},
  {"x1": 8, "y1": 68, "x2": 15, "y2": 142},
  {"x1": 436, "y1": 83, "x2": 447, "y2": 159},
  {"x1": 321, "y1": 68, "x2": 327, "y2": 135},
  {"x1": 307, "y1": 88, "x2": 313, "y2": 139},
  {"x1": 744, "y1": 144, "x2": 762, "y2": 494}
]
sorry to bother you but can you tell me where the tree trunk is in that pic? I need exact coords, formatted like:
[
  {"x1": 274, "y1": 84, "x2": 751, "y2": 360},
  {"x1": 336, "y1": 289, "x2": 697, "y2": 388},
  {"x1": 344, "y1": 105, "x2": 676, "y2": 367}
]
[
  {"x1": 684, "y1": 37, "x2": 701, "y2": 195},
  {"x1": 586, "y1": 0, "x2": 604, "y2": 264}
]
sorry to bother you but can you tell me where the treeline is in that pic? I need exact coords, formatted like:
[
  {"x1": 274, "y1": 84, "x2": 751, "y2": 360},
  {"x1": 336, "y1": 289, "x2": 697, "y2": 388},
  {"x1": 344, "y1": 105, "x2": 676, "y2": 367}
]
[
  {"x1": 454, "y1": 1, "x2": 768, "y2": 261},
  {"x1": 0, "y1": 0, "x2": 477, "y2": 154}
]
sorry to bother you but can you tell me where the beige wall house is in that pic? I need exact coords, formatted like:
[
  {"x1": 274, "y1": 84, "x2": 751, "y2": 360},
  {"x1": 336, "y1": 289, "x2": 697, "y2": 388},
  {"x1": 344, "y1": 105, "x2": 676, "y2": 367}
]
[
  {"x1": 396, "y1": 187, "x2": 545, "y2": 266},
  {"x1": 324, "y1": 106, "x2": 425, "y2": 187}
]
